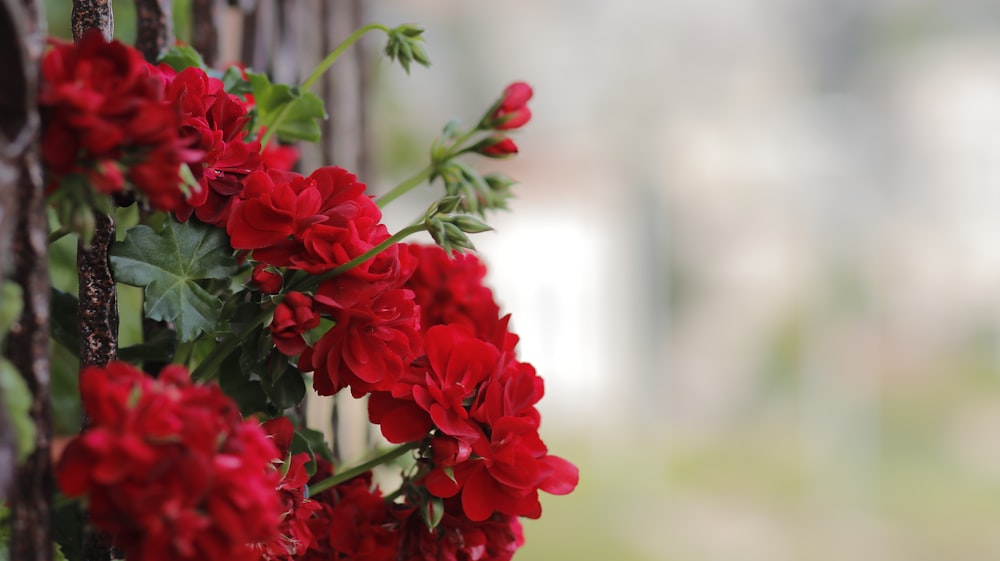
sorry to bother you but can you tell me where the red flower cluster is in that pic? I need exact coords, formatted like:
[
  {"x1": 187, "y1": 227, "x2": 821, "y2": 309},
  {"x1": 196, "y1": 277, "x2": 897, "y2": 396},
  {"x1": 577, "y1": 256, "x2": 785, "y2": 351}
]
[
  {"x1": 298, "y1": 248, "x2": 422, "y2": 397},
  {"x1": 303, "y1": 469, "x2": 400, "y2": 561},
  {"x1": 227, "y1": 166, "x2": 390, "y2": 276},
  {"x1": 56, "y1": 362, "x2": 283, "y2": 561},
  {"x1": 165, "y1": 66, "x2": 262, "y2": 225},
  {"x1": 368, "y1": 246, "x2": 578, "y2": 522},
  {"x1": 40, "y1": 31, "x2": 196, "y2": 210},
  {"x1": 252, "y1": 418, "x2": 321, "y2": 561},
  {"x1": 397, "y1": 497, "x2": 525, "y2": 561}
]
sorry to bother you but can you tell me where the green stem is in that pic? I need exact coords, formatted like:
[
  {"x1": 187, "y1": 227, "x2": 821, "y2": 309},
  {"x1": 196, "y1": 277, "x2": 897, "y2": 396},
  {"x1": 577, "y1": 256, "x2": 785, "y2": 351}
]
[
  {"x1": 171, "y1": 340, "x2": 194, "y2": 366},
  {"x1": 303, "y1": 23, "x2": 390, "y2": 91},
  {"x1": 259, "y1": 23, "x2": 390, "y2": 148},
  {"x1": 376, "y1": 165, "x2": 433, "y2": 208},
  {"x1": 376, "y1": 128, "x2": 480, "y2": 209},
  {"x1": 286, "y1": 223, "x2": 427, "y2": 293},
  {"x1": 190, "y1": 307, "x2": 273, "y2": 381},
  {"x1": 309, "y1": 441, "x2": 420, "y2": 496},
  {"x1": 48, "y1": 227, "x2": 70, "y2": 245}
]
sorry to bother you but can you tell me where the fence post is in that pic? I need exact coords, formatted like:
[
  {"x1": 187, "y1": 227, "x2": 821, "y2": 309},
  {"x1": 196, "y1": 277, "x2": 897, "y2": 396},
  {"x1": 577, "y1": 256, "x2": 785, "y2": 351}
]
[{"x1": 1, "y1": 0, "x2": 51, "y2": 558}]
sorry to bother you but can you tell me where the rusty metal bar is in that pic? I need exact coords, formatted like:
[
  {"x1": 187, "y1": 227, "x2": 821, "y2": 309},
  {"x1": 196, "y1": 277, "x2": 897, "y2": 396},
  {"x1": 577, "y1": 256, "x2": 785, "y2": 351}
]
[
  {"x1": 1, "y1": 0, "x2": 51, "y2": 558},
  {"x1": 191, "y1": 0, "x2": 218, "y2": 66},
  {"x1": 134, "y1": 0, "x2": 173, "y2": 62},
  {"x1": 71, "y1": 0, "x2": 113, "y2": 41}
]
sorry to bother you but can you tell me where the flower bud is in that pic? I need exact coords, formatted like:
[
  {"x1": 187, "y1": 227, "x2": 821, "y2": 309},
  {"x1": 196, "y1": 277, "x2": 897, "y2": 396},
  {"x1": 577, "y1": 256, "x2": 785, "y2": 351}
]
[
  {"x1": 252, "y1": 264, "x2": 283, "y2": 294},
  {"x1": 470, "y1": 136, "x2": 519, "y2": 158},
  {"x1": 480, "y1": 81, "x2": 533, "y2": 130},
  {"x1": 448, "y1": 215, "x2": 493, "y2": 234}
]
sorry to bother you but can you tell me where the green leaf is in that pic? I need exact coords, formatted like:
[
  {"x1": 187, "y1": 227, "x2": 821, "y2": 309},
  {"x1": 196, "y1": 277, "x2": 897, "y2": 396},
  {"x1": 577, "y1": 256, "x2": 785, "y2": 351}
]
[
  {"x1": 218, "y1": 349, "x2": 270, "y2": 416},
  {"x1": 50, "y1": 344, "x2": 82, "y2": 434},
  {"x1": 0, "y1": 282, "x2": 22, "y2": 337},
  {"x1": 110, "y1": 219, "x2": 238, "y2": 342},
  {"x1": 49, "y1": 288, "x2": 79, "y2": 356},
  {"x1": 0, "y1": 358, "x2": 36, "y2": 463},
  {"x1": 292, "y1": 427, "x2": 335, "y2": 477},
  {"x1": 248, "y1": 72, "x2": 328, "y2": 142},
  {"x1": 158, "y1": 44, "x2": 207, "y2": 71},
  {"x1": 260, "y1": 358, "x2": 306, "y2": 410},
  {"x1": 219, "y1": 66, "x2": 254, "y2": 95}
]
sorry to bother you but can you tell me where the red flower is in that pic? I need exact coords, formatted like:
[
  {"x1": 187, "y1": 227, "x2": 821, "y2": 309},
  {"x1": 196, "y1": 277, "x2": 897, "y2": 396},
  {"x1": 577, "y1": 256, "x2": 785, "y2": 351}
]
[
  {"x1": 405, "y1": 244, "x2": 505, "y2": 342},
  {"x1": 421, "y1": 357, "x2": 579, "y2": 521},
  {"x1": 370, "y1": 325, "x2": 497, "y2": 444},
  {"x1": 396, "y1": 497, "x2": 524, "y2": 561},
  {"x1": 55, "y1": 362, "x2": 283, "y2": 561},
  {"x1": 164, "y1": 66, "x2": 263, "y2": 225},
  {"x1": 303, "y1": 469, "x2": 400, "y2": 561},
  {"x1": 251, "y1": 453, "x2": 321, "y2": 561},
  {"x1": 39, "y1": 31, "x2": 196, "y2": 211},
  {"x1": 299, "y1": 273, "x2": 422, "y2": 397},
  {"x1": 252, "y1": 264, "x2": 283, "y2": 294},
  {"x1": 227, "y1": 166, "x2": 391, "y2": 276},
  {"x1": 262, "y1": 142, "x2": 300, "y2": 171},
  {"x1": 483, "y1": 82, "x2": 533, "y2": 130},
  {"x1": 270, "y1": 291, "x2": 320, "y2": 356}
]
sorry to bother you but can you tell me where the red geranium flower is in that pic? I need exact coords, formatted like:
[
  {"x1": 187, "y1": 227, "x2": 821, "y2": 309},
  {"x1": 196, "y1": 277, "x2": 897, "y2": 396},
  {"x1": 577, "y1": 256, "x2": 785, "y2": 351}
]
[
  {"x1": 396, "y1": 497, "x2": 525, "y2": 561},
  {"x1": 227, "y1": 166, "x2": 392, "y2": 276},
  {"x1": 164, "y1": 66, "x2": 263, "y2": 225},
  {"x1": 55, "y1": 362, "x2": 284, "y2": 561},
  {"x1": 39, "y1": 31, "x2": 197, "y2": 211},
  {"x1": 299, "y1": 273, "x2": 422, "y2": 397},
  {"x1": 270, "y1": 291, "x2": 321, "y2": 356}
]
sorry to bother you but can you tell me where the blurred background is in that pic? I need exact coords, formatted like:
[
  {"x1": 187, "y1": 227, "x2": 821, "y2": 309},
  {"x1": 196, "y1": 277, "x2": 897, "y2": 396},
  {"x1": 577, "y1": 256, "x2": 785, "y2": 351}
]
[{"x1": 45, "y1": 0, "x2": 1000, "y2": 559}]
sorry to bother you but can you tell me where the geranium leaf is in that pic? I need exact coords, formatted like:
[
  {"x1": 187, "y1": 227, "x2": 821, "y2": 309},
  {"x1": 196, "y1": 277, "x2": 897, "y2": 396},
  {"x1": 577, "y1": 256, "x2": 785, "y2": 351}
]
[
  {"x1": 110, "y1": 219, "x2": 238, "y2": 342},
  {"x1": 219, "y1": 350, "x2": 270, "y2": 416},
  {"x1": 0, "y1": 358, "x2": 36, "y2": 464},
  {"x1": 292, "y1": 427, "x2": 335, "y2": 477},
  {"x1": 158, "y1": 44, "x2": 207, "y2": 71},
  {"x1": 247, "y1": 71, "x2": 327, "y2": 142}
]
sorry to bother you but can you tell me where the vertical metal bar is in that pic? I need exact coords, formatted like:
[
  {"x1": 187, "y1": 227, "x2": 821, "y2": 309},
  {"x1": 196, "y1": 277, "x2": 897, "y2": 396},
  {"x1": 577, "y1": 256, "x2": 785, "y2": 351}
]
[
  {"x1": 71, "y1": 0, "x2": 113, "y2": 41},
  {"x1": 191, "y1": 0, "x2": 218, "y2": 66},
  {"x1": 1, "y1": 0, "x2": 51, "y2": 558},
  {"x1": 134, "y1": 0, "x2": 173, "y2": 62},
  {"x1": 69, "y1": 3, "x2": 117, "y2": 559}
]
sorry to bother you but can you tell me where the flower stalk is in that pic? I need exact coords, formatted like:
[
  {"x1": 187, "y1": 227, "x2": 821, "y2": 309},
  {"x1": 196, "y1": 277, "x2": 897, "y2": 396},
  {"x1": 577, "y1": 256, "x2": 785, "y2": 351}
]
[{"x1": 308, "y1": 441, "x2": 420, "y2": 496}]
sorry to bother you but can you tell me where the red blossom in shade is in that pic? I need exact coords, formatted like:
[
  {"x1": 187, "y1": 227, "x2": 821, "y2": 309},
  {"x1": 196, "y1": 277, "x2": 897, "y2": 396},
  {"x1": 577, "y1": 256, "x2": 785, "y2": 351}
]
[
  {"x1": 298, "y1": 271, "x2": 422, "y2": 398},
  {"x1": 227, "y1": 166, "x2": 391, "y2": 277},
  {"x1": 396, "y1": 497, "x2": 524, "y2": 561},
  {"x1": 262, "y1": 142, "x2": 300, "y2": 171},
  {"x1": 55, "y1": 362, "x2": 283, "y2": 561},
  {"x1": 252, "y1": 264, "x2": 284, "y2": 294},
  {"x1": 302, "y1": 468, "x2": 400, "y2": 561},
  {"x1": 39, "y1": 31, "x2": 196, "y2": 211},
  {"x1": 163, "y1": 66, "x2": 263, "y2": 225},
  {"x1": 483, "y1": 82, "x2": 533, "y2": 130},
  {"x1": 251, "y1": 453, "x2": 321, "y2": 561},
  {"x1": 270, "y1": 291, "x2": 321, "y2": 356},
  {"x1": 405, "y1": 244, "x2": 504, "y2": 341}
]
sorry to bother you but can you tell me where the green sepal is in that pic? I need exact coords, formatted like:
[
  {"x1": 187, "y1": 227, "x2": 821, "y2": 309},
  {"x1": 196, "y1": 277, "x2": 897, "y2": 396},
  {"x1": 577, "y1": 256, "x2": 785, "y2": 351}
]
[{"x1": 421, "y1": 496, "x2": 445, "y2": 531}]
